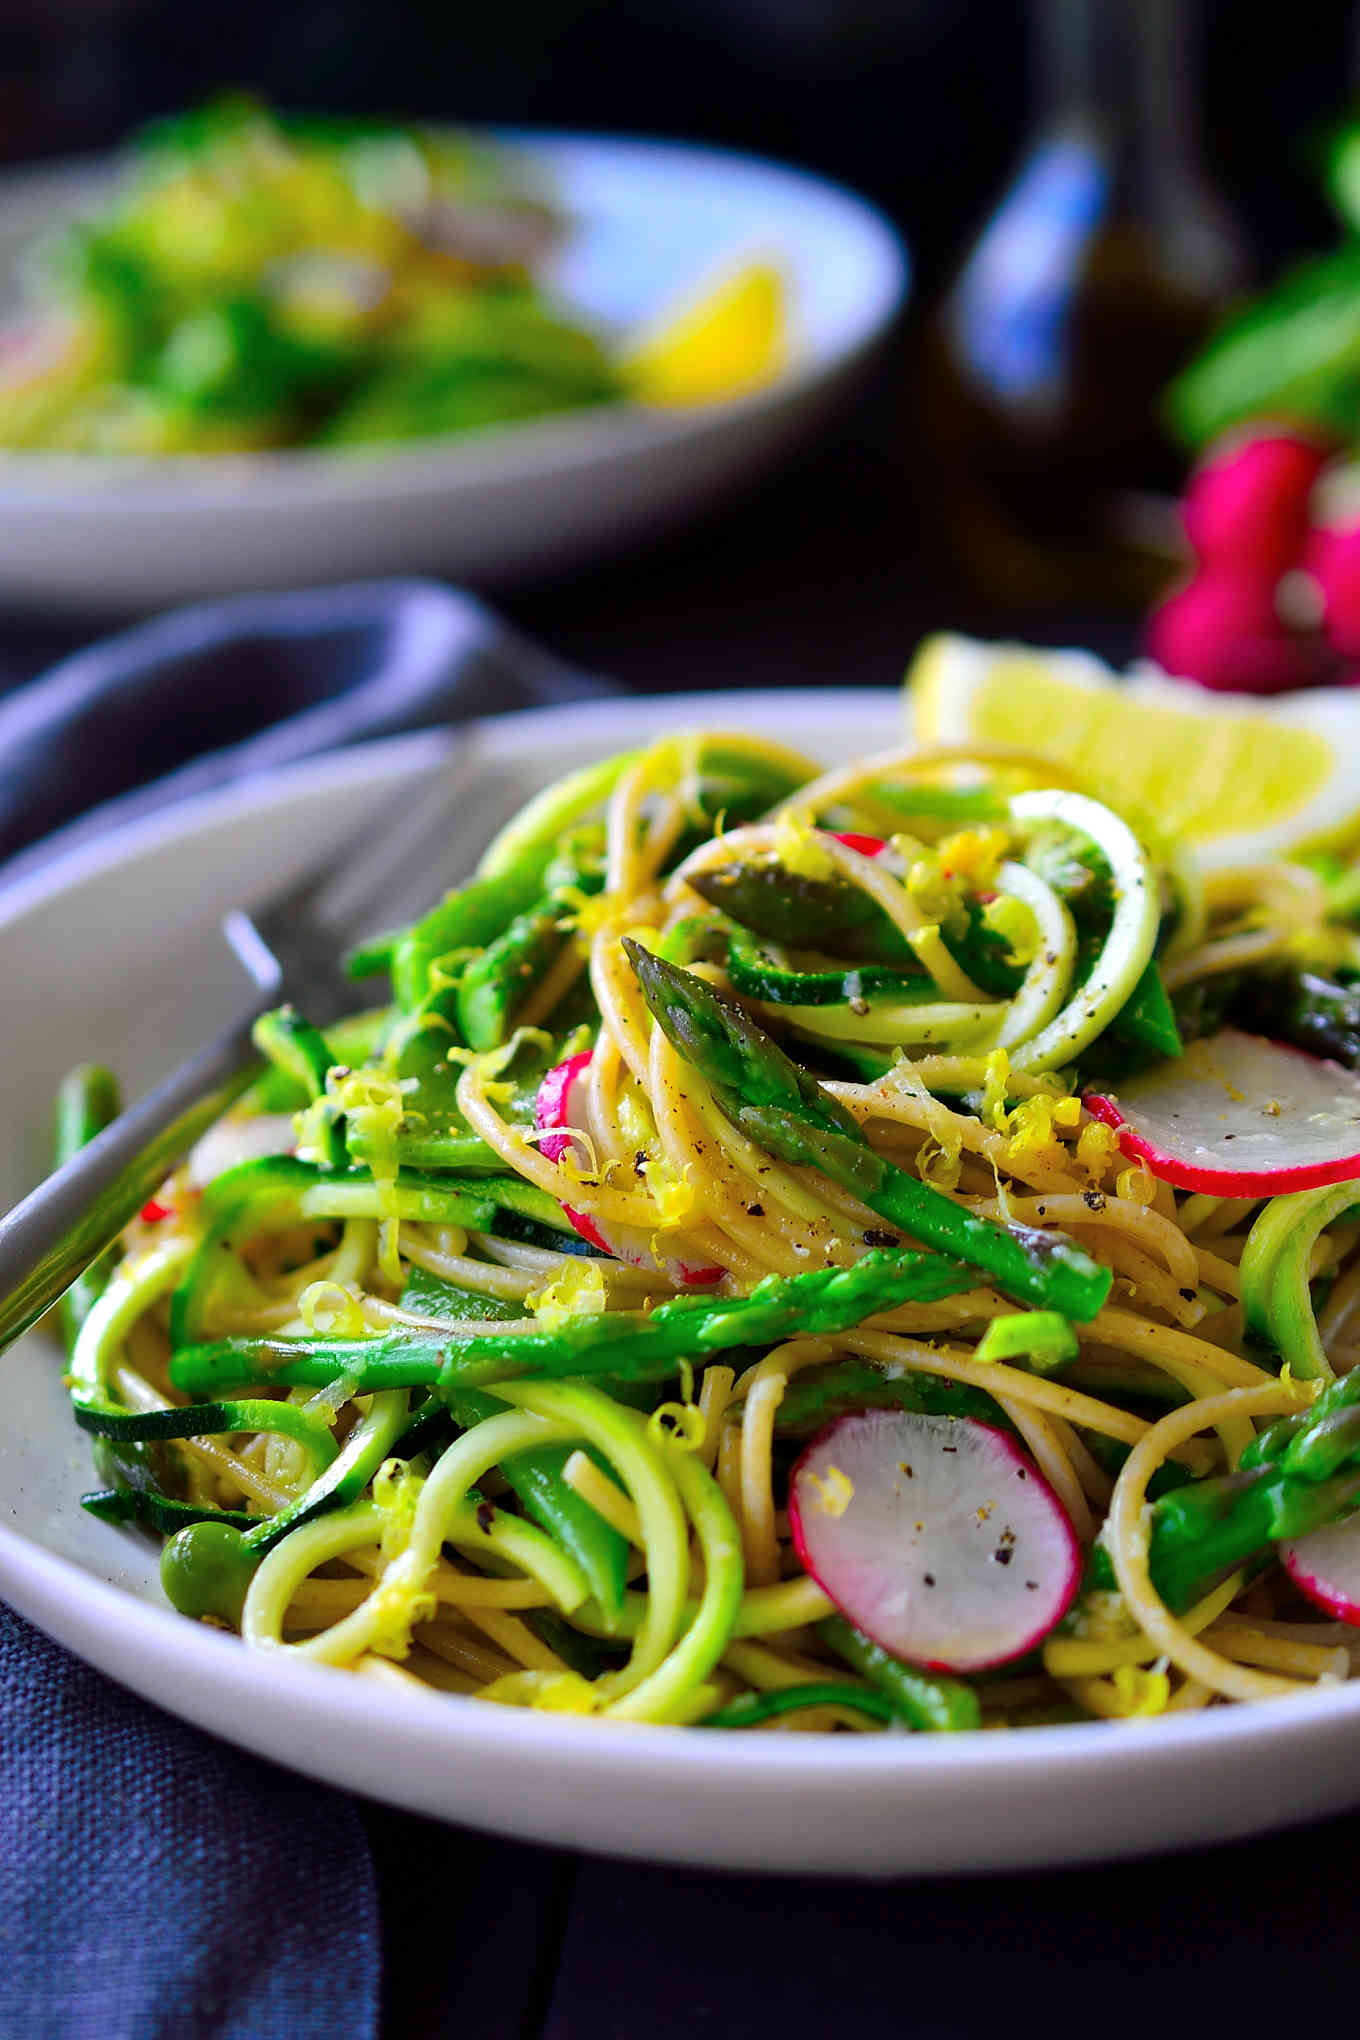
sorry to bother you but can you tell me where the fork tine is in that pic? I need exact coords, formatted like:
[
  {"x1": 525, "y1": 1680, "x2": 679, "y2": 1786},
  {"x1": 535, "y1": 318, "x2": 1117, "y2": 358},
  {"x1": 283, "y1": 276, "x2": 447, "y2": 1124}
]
[
  {"x1": 246, "y1": 737, "x2": 534, "y2": 960},
  {"x1": 297, "y1": 742, "x2": 484, "y2": 933}
]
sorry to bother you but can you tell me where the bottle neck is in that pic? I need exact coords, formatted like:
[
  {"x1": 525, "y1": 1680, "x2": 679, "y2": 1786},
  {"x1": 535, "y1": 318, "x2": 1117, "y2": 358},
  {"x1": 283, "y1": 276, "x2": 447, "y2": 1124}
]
[{"x1": 1030, "y1": 0, "x2": 1245, "y2": 296}]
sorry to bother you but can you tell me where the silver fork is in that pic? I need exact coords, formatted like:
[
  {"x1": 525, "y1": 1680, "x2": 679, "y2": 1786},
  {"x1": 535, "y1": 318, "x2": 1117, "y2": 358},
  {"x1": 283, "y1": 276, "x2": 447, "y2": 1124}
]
[{"x1": 0, "y1": 738, "x2": 524, "y2": 1352}]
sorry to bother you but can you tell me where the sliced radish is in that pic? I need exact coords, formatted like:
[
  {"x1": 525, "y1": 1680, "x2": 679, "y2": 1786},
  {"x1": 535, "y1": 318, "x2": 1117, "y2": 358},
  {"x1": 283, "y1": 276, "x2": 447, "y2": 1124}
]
[
  {"x1": 1084, "y1": 1029, "x2": 1360, "y2": 1195},
  {"x1": 788, "y1": 1408, "x2": 1081, "y2": 1673},
  {"x1": 534, "y1": 1053, "x2": 722, "y2": 1287},
  {"x1": 1282, "y1": 1514, "x2": 1360, "y2": 1626}
]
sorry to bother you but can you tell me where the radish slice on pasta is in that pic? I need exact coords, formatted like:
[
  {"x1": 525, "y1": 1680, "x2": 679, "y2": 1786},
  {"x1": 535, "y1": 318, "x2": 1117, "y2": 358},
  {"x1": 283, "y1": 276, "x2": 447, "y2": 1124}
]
[
  {"x1": 1282, "y1": 1516, "x2": 1360, "y2": 1626},
  {"x1": 534, "y1": 1052, "x2": 722, "y2": 1286},
  {"x1": 789, "y1": 1407, "x2": 1080, "y2": 1672},
  {"x1": 1084, "y1": 1029, "x2": 1360, "y2": 1195}
]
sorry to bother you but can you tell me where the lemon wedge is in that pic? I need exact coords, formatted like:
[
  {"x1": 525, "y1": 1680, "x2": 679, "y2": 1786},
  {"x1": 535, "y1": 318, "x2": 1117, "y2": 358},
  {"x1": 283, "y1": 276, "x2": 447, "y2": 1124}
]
[
  {"x1": 906, "y1": 632, "x2": 1360, "y2": 868},
  {"x1": 619, "y1": 260, "x2": 786, "y2": 408}
]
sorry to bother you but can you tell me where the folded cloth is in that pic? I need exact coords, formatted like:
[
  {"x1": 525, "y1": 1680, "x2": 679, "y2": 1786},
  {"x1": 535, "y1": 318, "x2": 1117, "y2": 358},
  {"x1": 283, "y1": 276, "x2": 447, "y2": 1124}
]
[
  {"x1": 0, "y1": 1602, "x2": 381, "y2": 2040},
  {"x1": 0, "y1": 578, "x2": 617, "y2": 2039},
  {"x1": 0, "y1": 576, "x2": 613, "y2": 885}
]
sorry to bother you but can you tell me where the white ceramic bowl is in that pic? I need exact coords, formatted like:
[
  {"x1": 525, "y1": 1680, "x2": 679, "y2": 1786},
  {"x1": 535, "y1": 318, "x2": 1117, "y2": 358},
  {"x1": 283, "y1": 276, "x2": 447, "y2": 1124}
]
[
  {"x1": 4, "y1": 687, "x2": 1358, "y2": 1877},
  {"x1": 0, "y1": 134, "x2": 907, "y2": 612}
]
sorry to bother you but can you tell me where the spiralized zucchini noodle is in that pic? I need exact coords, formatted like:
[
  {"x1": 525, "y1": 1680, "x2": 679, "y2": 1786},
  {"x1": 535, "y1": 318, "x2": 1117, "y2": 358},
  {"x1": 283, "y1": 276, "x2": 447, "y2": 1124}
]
[{"x1": 58, "y1": 720, "x2": 1360, "y2": 1732}]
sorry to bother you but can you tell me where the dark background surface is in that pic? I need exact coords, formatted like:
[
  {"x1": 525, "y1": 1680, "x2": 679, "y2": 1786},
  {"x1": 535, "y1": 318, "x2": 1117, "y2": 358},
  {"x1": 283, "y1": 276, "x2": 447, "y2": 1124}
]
[
  {"x1": 0, "y1": 0, "x2": 1354, "y2": 293},
  {"x1": 3, "y1": 2, "x2": 1359, "y2": 2033}
]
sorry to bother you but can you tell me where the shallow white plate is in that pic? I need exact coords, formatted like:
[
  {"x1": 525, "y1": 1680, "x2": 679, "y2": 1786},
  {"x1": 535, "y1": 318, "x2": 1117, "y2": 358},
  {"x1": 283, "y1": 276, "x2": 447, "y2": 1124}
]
[
  {"x1": 4, "y1": 687, "x2": 1358, "y2": 1878},
  {"x1": 0, "y1": 134, "x2": 907, "y2": 612}
]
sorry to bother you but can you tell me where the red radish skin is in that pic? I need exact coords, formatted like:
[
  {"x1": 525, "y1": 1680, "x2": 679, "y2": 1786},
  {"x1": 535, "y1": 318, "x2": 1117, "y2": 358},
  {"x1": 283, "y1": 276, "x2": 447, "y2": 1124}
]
[
  {"x1": 788, "y1": 1408, "x2": 1081, "y2": 1673},
  {"x1": 1303, "y1": 519, "x2": 1360, "y2": 657},
  {"x1": 1282, "y1": 1517, "x2": 1360, "y2": 1627},
  {"x1": 1084, "y1": 1029, "x2": 1360, "y2": 1195},
  {"x1": 1144, "y1": 568, "x2": 1325, "y2": 695},
  {"x1": 1182, "y1": 431, "x2": 1327, "y2": 578},
  {"x1": 830, "y1": 832, "x2": 887, "y2": 858},
  {"x1": 534, "y1": 1053, "x2": 722, "y2": 1287}
]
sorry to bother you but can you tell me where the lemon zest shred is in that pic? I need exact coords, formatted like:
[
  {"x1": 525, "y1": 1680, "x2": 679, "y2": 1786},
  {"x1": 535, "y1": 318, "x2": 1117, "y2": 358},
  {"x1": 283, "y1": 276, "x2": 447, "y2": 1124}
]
[
  {"x1": 936, "y1": 825, "x2": 1011, "y2": 889},
  {"x1": 981, "y1": 1048, "x2": 1011, "y2": 1131},
  {"x1": 648, "y1": 1402, "x2": 706, "y2": 1452},
  {"x1": 1076, "y1": 1120, "x2": 1121, "y2": 1181},
  {"x1": 1279, "y1": 1363, "x2": 1325, "y2": 1407},
  {"x1": 298, "y1": 1280, "x2": 370, "y2": 1340},
  {"x1": 364, "y1": 1460, "x2": 438, "y2": 1657},
  {"x1": 1110, "y1": 1663, "x2": 1171, "y2": 1717},
  {"x1": 773, "y1": 808, "x2": 837, "y2": 882},
  {"x1": 1115, "y1": 1161, "x2": 1158, "y2": 1207},
  {"x1": 478, "y1": 1669, "x2": 600, "y2": 1712},
  {"x1": 806, "y1": 1465, "x2": 855, "y2": 1517},
  {"x1": 525, "y1": 1258, "x2": 610, "y2": 1332}
]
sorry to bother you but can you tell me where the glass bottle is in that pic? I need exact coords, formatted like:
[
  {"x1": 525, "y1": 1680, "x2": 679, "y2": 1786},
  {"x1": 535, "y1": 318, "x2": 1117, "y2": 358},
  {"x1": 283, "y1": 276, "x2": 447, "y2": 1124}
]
[{"x1": 915, "y1": 0, "x2": 1248, "y2": 607}]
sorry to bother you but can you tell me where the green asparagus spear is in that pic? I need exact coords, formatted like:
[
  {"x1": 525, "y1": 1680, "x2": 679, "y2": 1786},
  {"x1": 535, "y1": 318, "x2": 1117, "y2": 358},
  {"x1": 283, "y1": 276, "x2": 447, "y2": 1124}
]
[
  {"x1": 819, "y1": 1614, "x2": 981, "y2": 1732},
  {"x1": 700, "y1": 1683, "x2": 901, "y2": 1730},
  {"x1": 252, "y1": 1005, "x2": 345, "y2": 1168},
  {"x1": 684, "y1": 860, "x2": 913, "y2": 962},
  {"x1": 168, "y1": 1249, "x2": 981, "y2": 1397},
  {"x1": 1088, "y1": 1364, "x2": 1360, "y2": 1612},
  {"x1": 455, "y1": 856, "x2": 604, "y2": 1051},
  {"x1": 624, "y1": 941, "x2": 1111, "y2": 1321}
]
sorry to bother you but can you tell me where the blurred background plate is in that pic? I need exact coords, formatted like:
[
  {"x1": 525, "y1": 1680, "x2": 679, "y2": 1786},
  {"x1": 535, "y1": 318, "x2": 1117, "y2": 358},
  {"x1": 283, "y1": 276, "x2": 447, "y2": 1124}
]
[{"x1": 0, "y1": 132, "x2": 907, "y2": 614}]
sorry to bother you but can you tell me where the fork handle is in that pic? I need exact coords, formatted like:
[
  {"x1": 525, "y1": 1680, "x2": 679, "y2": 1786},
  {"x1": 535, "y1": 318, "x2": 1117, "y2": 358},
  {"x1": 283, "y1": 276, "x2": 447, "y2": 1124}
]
[{"x1": 0, "y1": 1005, "x2": 265, "y2": 1353}]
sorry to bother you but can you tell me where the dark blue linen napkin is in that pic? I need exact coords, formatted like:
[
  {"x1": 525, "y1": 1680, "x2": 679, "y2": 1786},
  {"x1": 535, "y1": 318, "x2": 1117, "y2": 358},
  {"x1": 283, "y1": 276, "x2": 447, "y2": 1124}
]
[
  {"x1": 0, "y1": 575, "x2": 613, "y2": 884},
  {"x1": 0, "y1": 577, "x2": 618, "y2": 2039},
  {"x1": 0, "y1": 1604, "x2": 381, "y2": 2040}
]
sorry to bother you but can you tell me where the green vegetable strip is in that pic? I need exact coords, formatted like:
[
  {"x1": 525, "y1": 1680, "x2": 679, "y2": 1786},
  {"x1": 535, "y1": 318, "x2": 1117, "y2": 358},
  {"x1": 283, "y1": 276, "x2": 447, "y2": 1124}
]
[
  {"x1": 685, "y1": 861, "x2": 913, "y2": 962},
  {"x1": 172, "y1": 1151, "x2": 578, "y2": 1348},
  {"x1": 487, "y1": 1381, "x2": 705, "y2": 1714},
  {"x1": 71, "y1": 1394, "x2": 337, "y2": 1475},
  {"x1": 355, "y1": 1130, "x2": 501, "y2": 1173},
  {"x1": 53, "y1": 1062, "x2": 122, "y2": 1353},
  {"x1": 620, "y1": 1437, "x2": 744, "y2": 1723},
  {"x1": 973, "y1": 1311, "x2": 1078, "y2": 1376},
  {"x1": 82, "y1": 1487, "x2": 258, "y2": 1537},
  {"x1": 390, "y1": 870, "x2": 543, "y2": 1017},
  {"x1": 476, "y1": 753, "x2": 640, "y2": 885},
  {"x1": 159, "y1": 1387, "x2": 413, "y2": 1623},
  {"x1": 72, "y1": 1234, "x2": 196, "y2": 1404},
  {"x1": 490, "y1": 1381, "x2": 745, "y2": 1722},
  {"x1": 168, "y1": 1249, "x2": 981, "y2": 1396},
  {"x1": 626, "y1": 942, "x2": 1110, "y2": 1321},
  {"x1": 772, "y1": 1358, "x2": 1006, "y2": 1437},
  {"x1": 242, "y1": 1487, "x2": 596, "y2": 1654},
  {"x1": 1084, "y1": 1365, "x2": 1360, "y2": 1611},
  {"x1": 246, "y1": 1408, "x2": 585, "y2": 1664},
  {"x1": 1109, "y1": 958, "x2": 1183, "y2": 1062},
  {"x1": 247, "y1": 1008, "x2": 390, "y2": 1110},
  {"x1": 343, "y1": 930, "x2": 402, "y2": 980},
  {"x1": 251, "y1": 1006, "x2": 345, "y2": 1168},
  {"x1": 1004, "y1": 789, "x2": 1160, "y2": 1074},
  {"x1": 447, "y1": 1385, "x2": 629, "y2": 1621},
  {"x1": 724, "y1": 927, "x2": 926, "y2": 1008},
  {"x1": 819, "y1": 1616, "x2": 981, "y2": 1732},
  {"x1": 1239, "y1": 1183, "x2": 1360, "y2": 1381},
  {"x1": 700, "y1": 1683, "x2": 898, "y2": 1730},
  {"x1": 456, "y1": 865, "x2": 603, "y2": 1052}
]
